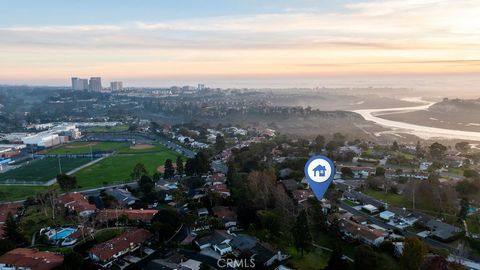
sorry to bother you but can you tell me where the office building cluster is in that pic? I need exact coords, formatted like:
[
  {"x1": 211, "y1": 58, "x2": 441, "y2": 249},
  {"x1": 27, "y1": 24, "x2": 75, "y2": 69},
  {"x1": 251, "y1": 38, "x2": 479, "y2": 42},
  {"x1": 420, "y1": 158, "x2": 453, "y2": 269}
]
[{"x1": 71, "y1": 77, "x2": 123, "y2": 91}]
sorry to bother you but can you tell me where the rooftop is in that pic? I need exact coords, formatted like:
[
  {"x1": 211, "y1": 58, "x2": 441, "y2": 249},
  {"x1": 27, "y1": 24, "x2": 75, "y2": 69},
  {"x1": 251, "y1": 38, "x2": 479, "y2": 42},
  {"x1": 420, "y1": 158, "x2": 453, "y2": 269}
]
[
  {"x1": 0, "y1": 248, "x2": 63, "y2": 270},
  {"x1": 89, "y1": 228, "x2": 152, "y2": 262},
  {"x1": 96, "y1": 209, "x2": 158, "y2": 222},
  {"x1": 59, "y1": 192, "x2": 96, "y2": 213}
]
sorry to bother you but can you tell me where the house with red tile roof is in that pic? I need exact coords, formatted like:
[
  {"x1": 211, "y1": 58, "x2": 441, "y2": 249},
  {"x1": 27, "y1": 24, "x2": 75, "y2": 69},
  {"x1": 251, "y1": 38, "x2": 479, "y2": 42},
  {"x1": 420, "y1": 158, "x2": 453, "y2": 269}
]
[
  {"x1": 0, "y1": 248, "x2": 63, "y2": 270},
  {"x1": 88, "y1": 228, "x2": 152, "y2": 268},
  {"x1": 58, "y1": 192, "x2": 96, "y2": 217},
  {"x1": 95, "y1": 209, "x2": 158, "y2": 223}
]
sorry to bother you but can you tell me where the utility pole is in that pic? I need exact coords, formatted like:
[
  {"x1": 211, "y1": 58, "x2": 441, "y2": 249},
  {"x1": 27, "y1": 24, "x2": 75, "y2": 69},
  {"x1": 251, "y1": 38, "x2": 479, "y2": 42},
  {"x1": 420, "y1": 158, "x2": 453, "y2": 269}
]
[
  {"x1": 57, "y1": 155, "x2": 62, "y2": 174},
  {"x1": 412, "y1": 180, "x2": 416, "y2": 210}
]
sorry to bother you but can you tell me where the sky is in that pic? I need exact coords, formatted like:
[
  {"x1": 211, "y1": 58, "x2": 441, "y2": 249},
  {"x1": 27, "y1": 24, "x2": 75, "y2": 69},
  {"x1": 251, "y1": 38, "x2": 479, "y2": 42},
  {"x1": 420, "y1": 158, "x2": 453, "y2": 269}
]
[{"x1": 1, "y1": 0, "x2": 480, "y2": 88}]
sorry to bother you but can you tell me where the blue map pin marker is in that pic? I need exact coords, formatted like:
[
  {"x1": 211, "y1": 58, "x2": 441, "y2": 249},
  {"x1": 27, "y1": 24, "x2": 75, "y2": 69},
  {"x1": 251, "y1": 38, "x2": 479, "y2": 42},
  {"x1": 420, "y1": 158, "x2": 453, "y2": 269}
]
[{"x1": 304, "y1": 155, "x2": 335, "y2": 200}]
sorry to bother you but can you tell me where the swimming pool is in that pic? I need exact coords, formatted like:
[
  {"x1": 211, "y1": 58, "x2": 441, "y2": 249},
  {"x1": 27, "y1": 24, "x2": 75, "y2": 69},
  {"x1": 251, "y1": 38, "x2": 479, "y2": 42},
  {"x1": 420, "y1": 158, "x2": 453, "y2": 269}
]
[{"x1": 49, "y1": 228, "x2": 76, "y2": 240}]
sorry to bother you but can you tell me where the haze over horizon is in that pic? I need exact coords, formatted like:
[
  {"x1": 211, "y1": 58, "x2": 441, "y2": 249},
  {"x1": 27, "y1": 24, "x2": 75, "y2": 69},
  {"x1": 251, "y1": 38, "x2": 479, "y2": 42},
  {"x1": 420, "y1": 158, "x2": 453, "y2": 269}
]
[{"x1": 1, "y1": 0, "x2": 480, "y2": 94}]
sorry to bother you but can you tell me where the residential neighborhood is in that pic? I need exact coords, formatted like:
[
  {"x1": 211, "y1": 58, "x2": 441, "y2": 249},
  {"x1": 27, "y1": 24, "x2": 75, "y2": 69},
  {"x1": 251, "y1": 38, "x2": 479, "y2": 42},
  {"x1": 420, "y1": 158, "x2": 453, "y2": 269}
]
[{"x1": 0, "y1": 121, "x2": 480, "y2": 269}]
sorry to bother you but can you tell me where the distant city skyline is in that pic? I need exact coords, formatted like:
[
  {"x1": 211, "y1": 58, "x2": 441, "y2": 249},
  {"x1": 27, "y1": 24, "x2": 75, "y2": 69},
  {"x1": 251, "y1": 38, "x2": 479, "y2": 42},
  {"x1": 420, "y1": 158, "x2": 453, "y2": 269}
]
[{"x1": 1, "y1": 0, "x2": 480, "y2": 88}]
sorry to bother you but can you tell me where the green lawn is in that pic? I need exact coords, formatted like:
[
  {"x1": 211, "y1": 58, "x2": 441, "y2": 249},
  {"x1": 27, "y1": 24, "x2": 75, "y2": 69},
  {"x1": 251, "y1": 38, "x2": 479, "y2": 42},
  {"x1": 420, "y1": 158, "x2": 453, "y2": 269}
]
[
  {"x1": 467, "y1": 215, "x2": 480, "y2": 234},
  {"x1": 19, "y1": 204, "x2": 73, "y2": 244},
  {"x1": 365, "y1": 189, "x2": 437, "y2": 215},
  {"x1": 448, "y1": 167, "x2": 464, "y2": 176},
  {"x1": 285, "y1": 247, "x2": 330, "y2": 270},
  {"x1": 313, "y1": 231, "x2": 356, "y2": 258},
  {"x1": 84, "y1": 125, "x2": 130, "y2": 133},
  {"x1": 344, "y1": 199, "x2": 359, "y2": 207},
  {"x1": 0, "y1": 186, "x2": 48, "y2": 202},
  {"x1": 394, "y1": 151, "x2": 416, "y2": 160},
  {"x1": 0, "y1": 158, "x2": 92, "y2": 182},
  {"x1": 364, "y1": 189, "x2": 411, "y2": 208},
  {"x1": 43, "y1": 141, "x2": 128, "y2": 155},
  {"x1": 74, "y1": 151, "x2": 181, "y2": 189},
  {"x1": 0, "y1": 144, "x2": 181, "y2": 201}
]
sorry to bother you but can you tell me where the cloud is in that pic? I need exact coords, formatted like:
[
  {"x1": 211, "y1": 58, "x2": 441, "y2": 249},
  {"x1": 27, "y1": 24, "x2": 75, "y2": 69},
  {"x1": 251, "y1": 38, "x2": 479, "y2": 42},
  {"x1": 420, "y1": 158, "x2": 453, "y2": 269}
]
[{"x1": 1, "y1": 0, "x2": 480, "y2": 82}]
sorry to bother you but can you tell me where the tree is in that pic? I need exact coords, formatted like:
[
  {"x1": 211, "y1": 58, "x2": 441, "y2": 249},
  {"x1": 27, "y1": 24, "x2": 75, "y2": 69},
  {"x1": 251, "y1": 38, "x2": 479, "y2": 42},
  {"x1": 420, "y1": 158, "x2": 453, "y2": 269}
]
[
  {"x1": 325, "y1": 244, "x2": 349, "y2": 270},
  {"x1": 463, "y1": 169, "x2": 479, "y2": 179},
  {"x1": 0, "y1": 239, "x2": 15, "y2": 256},
  {"x1": 56, "y1": 173, "x2": 77, "y2": 192},
  {"x1": 353, "y1": 245, "x2": 398, "y2": 270},
  {"x1": 333, "y1": 132, "x2": 346, "y2": 142},
  {"x1": 456, "y1": 180, "x2": 479, "y2": 197},
  {"x1": 257, "y1": 210, "x2": 282, "y2": 238},
  {"x1": 401, "y1": 237, "x2": 428, "y2": 270},
  {"x1": 176, "y1": 156, "x2": 184, "y2": 175},
  {"x1": 138, "y1": 175, "x2": 155, "y2": 194},
  {"x1": 153, "y1": 172, "x2": 162, "y2": 181},
  {"x1": 63, "y1": 251, "x2": 84, "y2": 270},
  {"x1": 3, "y1": 213, "x2": 25, "y2": 245},
  {"x1": 130, "y1": 163, "x2": 148, "y2": 179},
  {"x1": 292, "y1": 210, "x2": 312, "y2": 257},
  {"x1": 458, "y1": 197, "x2": 469, "y2": 221},
  {"x1": 247, "y1": 169, "x2": 276, "y2": 210},
  {"x1": 164, "y1": 159, "x2": 175, "y2": 179},
  {"x1": 391, "y1": 140, "x2": 399, "y2": 151},
  {"x1": 151, "y1": 208, "x2": 182, "y2": 242},
  {"x1": 425, "y1": 255, "x2": 465, "y2": 270},
  {"x1": 375, "y1": 167, "x2": 386, "y2": 177},
  {"x1": 325, "y1": 141, "x2": 340, "y2": 153},
  {"x1": 455, "y1": 142, "x2": 470, "y2": 153},
  {"x1": 341, "y1": 167, "x2": 354, "y2": 178},
  {"x1": 429, "y1": 142, "x2": 447, "y2": 160},
  {"x1": 214, "y1": 134, "x2": 226, "y2": 152},
  {"x1": 199, "y1": 262, "x2": 213, "y2": 270},
  {"x1": 415, "y1": 141, "x2": 425, "y2": 158},
  {"x1": 36, "y1": 188, "x2": 58, "y2": 220},
  {"x1": 312, "y1": 135, "x2": 325, "y2": 153},
  {"x1": 185, "y1": 152, "x2": 210, "y2": 176}
]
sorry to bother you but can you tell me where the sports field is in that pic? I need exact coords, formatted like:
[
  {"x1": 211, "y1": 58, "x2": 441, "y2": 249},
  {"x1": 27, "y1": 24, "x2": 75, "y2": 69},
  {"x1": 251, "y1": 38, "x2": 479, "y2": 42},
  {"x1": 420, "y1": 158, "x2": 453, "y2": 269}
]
[
  {"x1": 117, "y1": 143, "x2": 171, "y2": 154},
  {"x1": 74, "y1": 151, "x2": 181, "y2": 189},
  {"x1": 0, "y1": 141, "x2": 185, "y2": 201},
  {"x1": 43, "y1": 141, "x2": 128, "y2": 155},
  {"x1": 0, "y1": 158, "x2": 92, "y2": 182}
]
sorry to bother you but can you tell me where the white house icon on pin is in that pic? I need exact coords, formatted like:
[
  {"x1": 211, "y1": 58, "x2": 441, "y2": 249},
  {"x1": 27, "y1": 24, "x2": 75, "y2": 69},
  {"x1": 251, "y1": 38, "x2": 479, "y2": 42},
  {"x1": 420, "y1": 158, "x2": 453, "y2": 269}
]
[{"x1": 312, "y1": 165, "x2": 326, "y2": 177}]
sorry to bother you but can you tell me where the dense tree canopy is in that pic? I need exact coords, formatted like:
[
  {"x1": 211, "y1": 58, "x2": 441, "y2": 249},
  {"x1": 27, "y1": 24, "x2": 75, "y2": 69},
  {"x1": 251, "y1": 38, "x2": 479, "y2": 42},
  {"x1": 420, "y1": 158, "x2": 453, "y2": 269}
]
[
  {"x1": 131, "y1": 163, "x2": 148, "y2": 179},
  {"x1": 56, "y1": 173, "x2": 77, "y2": 192},
  {"x1": 401, "y1": 237, "x2": 428, "y2": 270}
]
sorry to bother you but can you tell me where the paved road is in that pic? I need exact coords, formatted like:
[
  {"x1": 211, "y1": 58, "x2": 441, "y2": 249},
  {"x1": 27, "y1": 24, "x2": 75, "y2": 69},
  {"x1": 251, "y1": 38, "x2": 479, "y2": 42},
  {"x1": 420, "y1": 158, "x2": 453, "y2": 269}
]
[
  {"x1": 153, "y1": 135, "x2": 196, "y2": 158},
  {"x1": 43, "y1": 156, "x2": 109, "y2": 186},
  {"x1": 340, "y1": 202, "x2": 480, "y2": 268}
]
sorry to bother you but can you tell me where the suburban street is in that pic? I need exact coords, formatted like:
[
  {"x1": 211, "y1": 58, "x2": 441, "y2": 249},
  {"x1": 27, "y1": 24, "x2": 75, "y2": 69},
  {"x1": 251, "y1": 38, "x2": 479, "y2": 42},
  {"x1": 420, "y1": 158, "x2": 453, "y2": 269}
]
[{"x1": 339, "y1": 201, "x2": 480, "y2": 269}]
